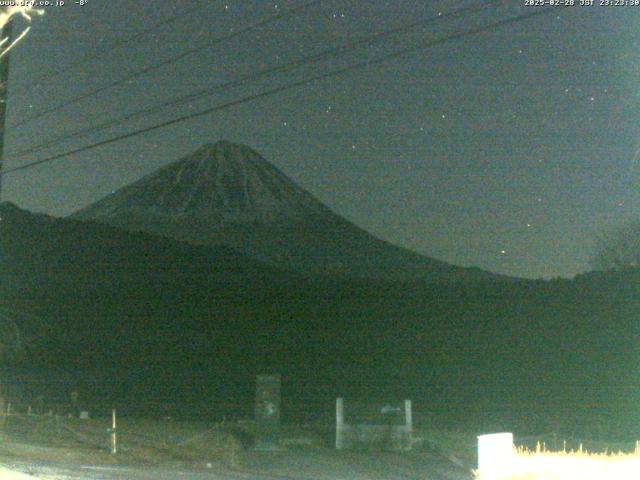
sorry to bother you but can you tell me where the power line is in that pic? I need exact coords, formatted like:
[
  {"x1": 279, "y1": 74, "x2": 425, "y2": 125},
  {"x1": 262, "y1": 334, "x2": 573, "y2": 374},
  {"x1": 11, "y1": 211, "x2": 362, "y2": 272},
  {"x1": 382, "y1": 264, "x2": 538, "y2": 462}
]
[
  {"x1": 6, "y1": 0, "x2": 507, "y2": 160},
  {"x1": 8, "y1": 0, "x2": 322, "y2": 129},
  {"x1": 11, "y1": 2, "x2": 209, "y2": 96},
  {"x1": 1, "y1": 5, "x2": 566, "y2": 178}
]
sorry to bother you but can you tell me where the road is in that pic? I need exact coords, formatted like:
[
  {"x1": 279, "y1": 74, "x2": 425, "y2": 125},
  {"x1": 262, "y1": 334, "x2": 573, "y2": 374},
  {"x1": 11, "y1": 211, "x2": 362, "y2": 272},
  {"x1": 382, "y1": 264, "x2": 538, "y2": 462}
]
[{"x1": 2, "y1": 449, "x2": 472, "y2": 480}]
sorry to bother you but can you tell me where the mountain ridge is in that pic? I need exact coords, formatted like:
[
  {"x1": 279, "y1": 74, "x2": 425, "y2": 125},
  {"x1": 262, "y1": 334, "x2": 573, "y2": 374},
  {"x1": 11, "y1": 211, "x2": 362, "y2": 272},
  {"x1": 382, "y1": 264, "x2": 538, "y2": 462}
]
[{"x1": 71, "y1": 140, "x2": 501, "y2": 282}]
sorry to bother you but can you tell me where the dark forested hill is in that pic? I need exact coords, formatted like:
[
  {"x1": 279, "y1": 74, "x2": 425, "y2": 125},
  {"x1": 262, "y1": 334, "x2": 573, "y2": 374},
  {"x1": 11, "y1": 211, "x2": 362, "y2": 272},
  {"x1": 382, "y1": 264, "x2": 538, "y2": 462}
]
[{"x1": 2, "y1": 202, "x2": 639, "y2": 438}]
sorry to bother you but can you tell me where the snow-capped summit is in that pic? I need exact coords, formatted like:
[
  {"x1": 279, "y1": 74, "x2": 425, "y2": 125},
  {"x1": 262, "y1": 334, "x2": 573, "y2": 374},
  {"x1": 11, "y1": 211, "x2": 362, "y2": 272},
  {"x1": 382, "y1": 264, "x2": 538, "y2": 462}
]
[{"x1": 74, "y1": 140, "x2": 329, "y2": 224}]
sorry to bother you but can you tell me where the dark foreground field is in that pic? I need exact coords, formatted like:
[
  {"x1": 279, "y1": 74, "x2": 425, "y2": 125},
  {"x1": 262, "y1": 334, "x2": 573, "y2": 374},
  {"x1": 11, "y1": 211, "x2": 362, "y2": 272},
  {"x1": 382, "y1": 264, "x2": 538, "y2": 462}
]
[
  {"x1": 2, "y1": 450, "x2": 470, "y2": 480},
  {"x1": 0, "y1": 414, "x2": 474, "y2": 479},
  {"x1": 0, "y1": 411, "x2": 636, "y2": 479}
]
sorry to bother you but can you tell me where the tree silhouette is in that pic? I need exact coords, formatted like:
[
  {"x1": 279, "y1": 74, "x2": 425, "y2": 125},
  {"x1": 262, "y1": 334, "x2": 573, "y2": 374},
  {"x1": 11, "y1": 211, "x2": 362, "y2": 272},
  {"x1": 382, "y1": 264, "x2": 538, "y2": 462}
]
[{"x1": 591, "y1": 219, "x2": 640, "y2": 271}]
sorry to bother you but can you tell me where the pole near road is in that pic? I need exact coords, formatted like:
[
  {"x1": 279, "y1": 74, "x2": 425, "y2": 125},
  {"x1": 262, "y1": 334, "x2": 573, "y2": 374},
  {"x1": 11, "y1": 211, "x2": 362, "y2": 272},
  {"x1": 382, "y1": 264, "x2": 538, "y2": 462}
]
[
  {"x1": 110, "y1": 408, "x2": 117, "y2": 454},
  {"x1": 0, "y1": 19, "x2": 12, "y2": 200}
]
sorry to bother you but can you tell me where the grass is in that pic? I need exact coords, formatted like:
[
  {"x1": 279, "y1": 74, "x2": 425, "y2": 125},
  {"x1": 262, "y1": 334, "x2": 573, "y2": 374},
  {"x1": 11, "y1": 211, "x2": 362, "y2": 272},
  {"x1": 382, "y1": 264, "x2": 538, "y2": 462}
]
[
  {"x1": 0, "y1": 414, "x2": 245, "y2": 468},
  {"x1": 5, "y1": 412, "x2": 637, "y2": 479},
  {"x1": 473, "y1": 442, "x2": 640, "y2": 480}
]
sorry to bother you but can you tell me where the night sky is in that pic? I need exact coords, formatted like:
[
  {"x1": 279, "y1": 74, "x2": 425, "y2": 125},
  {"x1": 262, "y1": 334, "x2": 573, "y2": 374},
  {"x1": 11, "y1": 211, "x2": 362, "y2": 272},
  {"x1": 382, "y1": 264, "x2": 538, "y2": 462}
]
[{"x1": 1, "y1": 1, "x2": 638, "y2": 279}]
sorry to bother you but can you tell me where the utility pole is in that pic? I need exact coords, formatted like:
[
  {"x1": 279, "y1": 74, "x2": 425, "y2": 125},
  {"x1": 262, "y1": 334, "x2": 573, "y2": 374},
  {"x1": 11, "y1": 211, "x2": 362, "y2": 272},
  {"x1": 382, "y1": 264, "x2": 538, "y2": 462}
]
[{"x1": 0, "y1": 19, "x2": 12, "y2": 200}]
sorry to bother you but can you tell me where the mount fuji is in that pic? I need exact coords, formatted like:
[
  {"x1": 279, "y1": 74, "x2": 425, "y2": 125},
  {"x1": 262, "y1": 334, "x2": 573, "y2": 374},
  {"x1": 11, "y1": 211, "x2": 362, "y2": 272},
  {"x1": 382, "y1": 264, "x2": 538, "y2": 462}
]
[{"x1": 72, "y1": 140, "x2": 495, "y2": 281}]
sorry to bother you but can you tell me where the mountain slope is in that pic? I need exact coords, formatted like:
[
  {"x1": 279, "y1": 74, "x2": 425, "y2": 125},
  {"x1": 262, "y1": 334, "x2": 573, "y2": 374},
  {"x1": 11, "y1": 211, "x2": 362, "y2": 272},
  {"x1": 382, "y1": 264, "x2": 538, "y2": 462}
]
[{"x1": 71, "y1": 141, "x2": 496, "y2": 281}]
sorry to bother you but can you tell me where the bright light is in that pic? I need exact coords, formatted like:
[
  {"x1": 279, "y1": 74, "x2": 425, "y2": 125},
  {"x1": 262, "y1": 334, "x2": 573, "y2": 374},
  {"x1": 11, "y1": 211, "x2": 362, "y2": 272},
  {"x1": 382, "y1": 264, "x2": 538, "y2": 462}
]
[
  {"x1": 475, "y1": 433, "x2": 640, "y2": 480},
  {"x1": 0, "y1": 6, "x2": 44, "y2": 59},
  {"x1": 477, "y1": 433, "x2": 516, "y2": 479}
]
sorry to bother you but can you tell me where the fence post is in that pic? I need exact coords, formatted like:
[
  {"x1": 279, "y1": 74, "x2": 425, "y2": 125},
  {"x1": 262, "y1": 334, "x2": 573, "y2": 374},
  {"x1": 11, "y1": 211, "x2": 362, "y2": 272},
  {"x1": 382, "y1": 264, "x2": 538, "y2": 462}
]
[
  {"x1": 336, "y1": 397, "x2": 344, "y2": 450},
  {"x1": 404, "y1": 400, "x2": 412, "y2": 431},
  {"x1": 110, "y1": 408, "x2": 117, "y2": 454},
  {"x1": 404, "y1": 399, "x2": 413, "y2": 450},
  {"x1": 477, "y1": 432, "x2": 515, "y2": 479}
]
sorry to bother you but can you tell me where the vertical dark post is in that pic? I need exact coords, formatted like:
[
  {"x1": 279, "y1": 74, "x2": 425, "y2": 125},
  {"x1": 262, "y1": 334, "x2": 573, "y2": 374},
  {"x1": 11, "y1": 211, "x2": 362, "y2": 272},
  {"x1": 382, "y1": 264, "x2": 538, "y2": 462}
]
[
  {"x1": 254, "y1": 374, "x2": 281, "y2": 451},
  {"x1": 70, "y1": 390, "x2": 79, "y2": 417},
  {"x1": 0, "y1": 396, "x2": 5, "y2": 429},
  {"x1": 0, "y1": 20, "x2": 13, "y2": 200}
]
